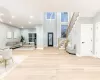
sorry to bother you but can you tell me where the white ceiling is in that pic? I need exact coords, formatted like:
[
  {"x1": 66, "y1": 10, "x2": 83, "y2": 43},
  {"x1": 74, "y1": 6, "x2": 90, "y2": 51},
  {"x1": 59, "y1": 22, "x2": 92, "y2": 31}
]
[{"x1": 0, "y1": 0, "x2": 100, "y2": 28}]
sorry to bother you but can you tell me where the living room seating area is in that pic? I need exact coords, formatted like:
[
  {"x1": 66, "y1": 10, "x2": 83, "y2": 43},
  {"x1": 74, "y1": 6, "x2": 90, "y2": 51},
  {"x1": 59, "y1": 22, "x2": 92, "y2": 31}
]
[{"x1": 6, "y1": 41, "x2": 22, "y2": 49}]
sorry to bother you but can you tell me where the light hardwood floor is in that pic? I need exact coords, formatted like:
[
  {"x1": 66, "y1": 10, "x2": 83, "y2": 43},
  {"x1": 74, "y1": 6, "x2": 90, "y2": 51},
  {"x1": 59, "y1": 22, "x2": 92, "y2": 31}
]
[{"x1": 3, "y1": 48, "x2": 100, "y2": 80}]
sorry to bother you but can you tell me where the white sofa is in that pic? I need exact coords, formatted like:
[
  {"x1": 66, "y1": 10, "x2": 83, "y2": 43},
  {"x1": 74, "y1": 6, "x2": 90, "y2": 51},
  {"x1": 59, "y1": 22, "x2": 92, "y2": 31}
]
[{"x1": 6, "y1": 42, "x2": 22, "y2": 49}]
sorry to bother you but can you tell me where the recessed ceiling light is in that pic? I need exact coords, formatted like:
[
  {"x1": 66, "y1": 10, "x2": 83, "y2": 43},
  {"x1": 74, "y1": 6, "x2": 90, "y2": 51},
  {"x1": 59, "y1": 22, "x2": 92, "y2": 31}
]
[
  {"x1": 0, "y1": 18, "x2": 3, "y2": 22},
  {"x1": 12, "y1": 16, "x2": 15, "y2": 19},
  {"x1": 9, "y1": 22, "x2": 12, "y2": 24},
  {"x1": 30, "y1": 16, "x2": 34, "y2": 19},
  {"x1": 28, "y1": 22, "x2": 31, "y2": 24},
  {"x1": 21, "y1": 26, "x2": 24, "y2": 28},
  {"x1": 0, "y1": 13, "x2": 4, "y2": 16}
]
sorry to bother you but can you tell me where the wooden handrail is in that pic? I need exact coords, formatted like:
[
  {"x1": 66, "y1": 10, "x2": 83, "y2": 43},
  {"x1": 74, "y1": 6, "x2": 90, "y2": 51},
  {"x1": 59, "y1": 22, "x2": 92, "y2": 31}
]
[
  {"x1": 58, "y1": 12, "x2": 79, "y2": 49},
  {"x1": 66, "y1": 12, "x2": 79, "y2": 37},
  {"x1": 65, "y1": 12, "x2": 79, "y2": 48}
]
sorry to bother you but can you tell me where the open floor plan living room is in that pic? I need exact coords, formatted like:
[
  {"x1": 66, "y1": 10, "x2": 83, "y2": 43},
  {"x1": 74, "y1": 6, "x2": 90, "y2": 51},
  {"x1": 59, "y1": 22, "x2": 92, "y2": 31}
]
[{"x1": 0, "y1": 0, "x2": 100, "y2": 80}]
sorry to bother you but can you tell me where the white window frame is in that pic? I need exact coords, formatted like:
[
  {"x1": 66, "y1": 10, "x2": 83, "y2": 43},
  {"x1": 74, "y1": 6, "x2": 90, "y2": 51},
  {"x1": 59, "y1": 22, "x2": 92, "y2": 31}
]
[
  {"x1": 60, "y1": 12, "x2": 69, "y2": 24},
  {"x1": 60, "y1": 24, "x2": 68, "y2": 38},
  {"x1": 45, "y1": 12, "x2": 56, "y2": 20}
]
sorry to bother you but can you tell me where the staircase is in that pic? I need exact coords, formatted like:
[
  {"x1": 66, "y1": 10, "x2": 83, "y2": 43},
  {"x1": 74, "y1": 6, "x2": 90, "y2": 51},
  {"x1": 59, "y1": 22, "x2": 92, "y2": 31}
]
[
  {"x1": 66, "y1": 12, "x2": 79, "y2": 39},
  {"x1": 58, "y1": 38, "x2": 66, "y2": 49},
  {"x1": 58, "y1": 12, "x2": 79, "y2": 50}
]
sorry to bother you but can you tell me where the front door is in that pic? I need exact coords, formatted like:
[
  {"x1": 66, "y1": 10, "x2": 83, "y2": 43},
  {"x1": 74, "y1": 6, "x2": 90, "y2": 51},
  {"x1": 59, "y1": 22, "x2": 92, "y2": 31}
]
[
  {"x1": 48, "y1": 32, "x2": 53, "y2": 47},
  {"x1": 81, "y1": 24, "x2": 93, "y2": 56}
]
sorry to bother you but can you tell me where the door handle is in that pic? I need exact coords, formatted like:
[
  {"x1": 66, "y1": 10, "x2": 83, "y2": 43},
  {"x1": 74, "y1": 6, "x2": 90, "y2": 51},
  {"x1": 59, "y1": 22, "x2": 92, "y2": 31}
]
[{"x1": 82, "y1": 42, "x2": 85, "y2": 43}]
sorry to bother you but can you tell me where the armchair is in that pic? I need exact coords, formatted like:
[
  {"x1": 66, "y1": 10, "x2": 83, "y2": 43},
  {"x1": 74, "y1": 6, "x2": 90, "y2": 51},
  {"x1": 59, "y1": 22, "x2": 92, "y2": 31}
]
[{"x1": 0, "y1": 48, "x2": 13, "y2": 68}]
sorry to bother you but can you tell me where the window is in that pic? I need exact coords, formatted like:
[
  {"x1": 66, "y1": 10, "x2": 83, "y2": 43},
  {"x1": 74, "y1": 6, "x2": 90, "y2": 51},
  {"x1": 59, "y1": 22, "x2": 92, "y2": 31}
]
[
  {"x1": 61, "y1": 25, "x2": 68, "y2": 38},
  {"x1": 28, "y1": 33, "x2": 35, "y2": 42},
  {"x1": 45, "y1": 12, "x2": 55, "y2": 19},
  {"x1": 61, "y1": 12, "x2": 68, "y2": 22}
]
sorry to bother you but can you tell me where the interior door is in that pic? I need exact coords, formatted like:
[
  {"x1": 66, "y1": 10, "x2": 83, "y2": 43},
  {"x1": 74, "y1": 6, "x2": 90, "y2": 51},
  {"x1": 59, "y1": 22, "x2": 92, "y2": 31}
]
[
  {"x1": 81, "y1": 24, "x2": 93, "y2": 56},
  {"x1": 95, "y1": 23, "x2": 100, "y2": 57},
  {"x1": 48, "y1": 32, "x2": 53, "y2": 47}
]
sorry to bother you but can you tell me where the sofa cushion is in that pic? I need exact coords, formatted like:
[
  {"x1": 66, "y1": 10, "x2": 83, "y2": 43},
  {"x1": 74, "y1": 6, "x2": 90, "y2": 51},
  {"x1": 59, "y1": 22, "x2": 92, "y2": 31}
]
[{"x1": 6, "y1": 42, "x2": 22, "y2": 49}]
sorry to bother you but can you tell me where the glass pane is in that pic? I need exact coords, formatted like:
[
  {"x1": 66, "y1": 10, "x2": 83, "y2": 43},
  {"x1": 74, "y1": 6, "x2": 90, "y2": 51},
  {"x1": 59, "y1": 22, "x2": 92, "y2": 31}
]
[
  {"x1": 29, "y1": 33, "x2": 32, "y2": 37},
  {"x1": 61, "y1": 12, "x2": 68, "y2": 22},
  {"x1": 29, "y1": 38, "x2": 32, "y2": 42},
  {"x1": 49, "y1": 34, "x2": 53, "y2": 45},
  {"x1": 46, "y1": 12, "x2": 55, "y2": 19},
  {"x1": 51, "y1": 12, "x2": 55, "y2": 19},
  {"x1": 61, "y1": 25, "x2": 68, "y2": 38},
  {"x1": 32, "y1": 34, "x2": 34, "y2": 37},
  {"x1": 32, "y1": 38, "x2": 35, "y2": 42}
]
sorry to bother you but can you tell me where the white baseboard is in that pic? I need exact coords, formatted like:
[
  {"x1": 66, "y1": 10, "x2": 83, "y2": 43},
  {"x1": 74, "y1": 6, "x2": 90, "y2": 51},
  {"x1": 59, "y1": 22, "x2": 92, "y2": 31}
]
[
  {"x1": 76, "y1": 54, "x2": 82, "y2": 57},
  {"x1": 54, "y1": 45, "x2": 57, "y2": 47},
  {"x1": 95, "y1": 55, "x2": 100, "y2": 58},
  {"x1": 59, "y1": 48, "x2": 65, "y2": 49},
  {"x1": 92, "y1": 55, "x2": 97, "y2": 58},
  {"x1": 76, "y1": 53, "x2": 100, "y2": 59},
  {"x1": 76, "y1": 54, "x2": 94, "y2": 57},
  {"x1": 36, "y1": 48, "x2": 44, "y2": 50}
]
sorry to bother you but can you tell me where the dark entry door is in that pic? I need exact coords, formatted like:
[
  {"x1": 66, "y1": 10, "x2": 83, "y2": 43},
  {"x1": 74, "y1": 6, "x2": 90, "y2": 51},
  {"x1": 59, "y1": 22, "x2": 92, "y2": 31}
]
[{"x1": 48, "y1": 32, "x2": 53, "y2": 46}]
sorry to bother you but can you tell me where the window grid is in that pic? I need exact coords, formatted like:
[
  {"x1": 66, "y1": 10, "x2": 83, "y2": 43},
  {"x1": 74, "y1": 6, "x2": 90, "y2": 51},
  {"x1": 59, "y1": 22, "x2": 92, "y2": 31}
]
[{"x1": 29, "y1": 33, "x2": 35, "y2": 42}]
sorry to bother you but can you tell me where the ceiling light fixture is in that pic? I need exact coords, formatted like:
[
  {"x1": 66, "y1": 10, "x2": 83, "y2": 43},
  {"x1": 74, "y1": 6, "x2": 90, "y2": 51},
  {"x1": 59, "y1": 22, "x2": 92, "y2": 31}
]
[
  {"x1": 12, "y1": 16, "x2": 15, "y2": 19},
  {"x1": 9, "y1": 22, "x2": 12, "y2": 24},
  {"x1": 0, "y1": 13, "x2": 4, "y2": 16},
  {"x1": 21, "y1": 26, "x2": 24, "y2": 28},
  {"x1": 30, "y1": 16, "x2": 34, "y2": 19},
  {"x1": 0, "y1": 18, "x2": 3, "y2": 22},
  {"x1": 28, "y1": 22, "x2": 31, "y2": 24}
]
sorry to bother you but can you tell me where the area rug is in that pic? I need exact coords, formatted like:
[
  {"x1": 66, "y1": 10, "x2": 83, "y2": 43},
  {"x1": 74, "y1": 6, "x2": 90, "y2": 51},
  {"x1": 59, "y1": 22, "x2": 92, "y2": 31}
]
[{"x1": 0, "y1": 55, "x2": 29, "y2": 79}]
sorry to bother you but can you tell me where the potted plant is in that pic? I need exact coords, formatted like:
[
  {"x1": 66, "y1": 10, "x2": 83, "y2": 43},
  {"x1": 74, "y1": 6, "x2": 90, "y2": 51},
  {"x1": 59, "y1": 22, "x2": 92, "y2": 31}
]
[{"x1": 20, "y1": 36, "x2": 24, "y2": 45}]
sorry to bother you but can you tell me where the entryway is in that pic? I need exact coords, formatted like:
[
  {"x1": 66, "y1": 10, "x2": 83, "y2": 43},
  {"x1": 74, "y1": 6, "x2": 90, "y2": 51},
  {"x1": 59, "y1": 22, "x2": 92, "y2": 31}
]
[{"x1": 48, "y1": 32, "x2": 53, "y2": 47}]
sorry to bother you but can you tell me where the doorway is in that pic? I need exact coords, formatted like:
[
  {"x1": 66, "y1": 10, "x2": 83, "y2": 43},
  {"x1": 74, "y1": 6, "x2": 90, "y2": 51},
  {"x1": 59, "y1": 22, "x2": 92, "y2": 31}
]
[
  {"x1": 48, "y1": 32, "x2": 53, "y2": 47},
  {"x1": 28, "y1": 33, "x2": 37, "y2": 48},
  {"x1": 80, "y1": 24, "x2": 93, "y2": 56}
]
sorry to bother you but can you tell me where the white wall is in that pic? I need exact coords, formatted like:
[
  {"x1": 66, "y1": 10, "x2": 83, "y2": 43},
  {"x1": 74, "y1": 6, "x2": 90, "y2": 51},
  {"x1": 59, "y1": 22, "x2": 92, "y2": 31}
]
[
  {"x1": 43, "y1": 14, "x2": 57, "y2": 47},
  {"x1": 21, "y1": 28, "x2": 36, "y2": 43},
  {"x1": 56, "y1": 12, "x2": 61, "y2": 46},
  {"x1": 36, "y1": 25, "x2": 44, "y2": 49},
  {"x1": 93, "y1": 12, "x2": 100, "y2": 55},
  {"x1": 75, "y1": 21, "x2": 81, "y2": 55},
  {"x1": 88, "y1": 12, "x2": 100, "y2": 57},
  {"x1": 21, "y1": 26, "x2": 44, "y2": 49},
  {"x1": 0, "y1": 23, "x2": 21, "y2": 48},
  {"x1": 74, "y1": 17, "x2": 93, "y2": 56},
  {"x1": 44, "y1": 12, "x2": 72, "y2": 47},
  {"x1": 74, "y1": 13, "x2": 100, "y2": 57}
]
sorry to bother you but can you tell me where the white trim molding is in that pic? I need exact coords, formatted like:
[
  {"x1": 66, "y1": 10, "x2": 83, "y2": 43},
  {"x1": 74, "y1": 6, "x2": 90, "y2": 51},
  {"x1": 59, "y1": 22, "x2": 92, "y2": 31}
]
[{"x1": 36, "y1": 48, "x2": 44, "y2": 50}]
